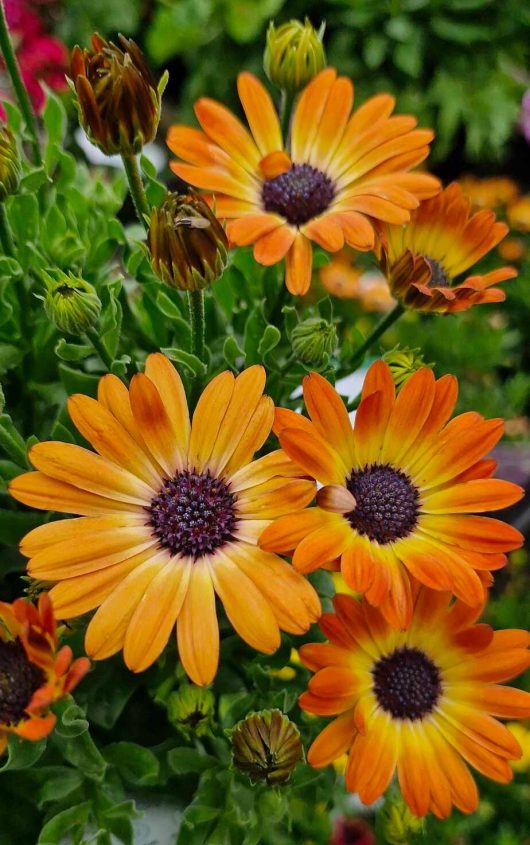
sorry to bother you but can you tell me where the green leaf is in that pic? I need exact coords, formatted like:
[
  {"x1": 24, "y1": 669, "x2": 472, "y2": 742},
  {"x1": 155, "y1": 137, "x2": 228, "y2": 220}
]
[
  {"x1": 37, "y1": 802, "x2": 92, "y2": 845},
  {"x1": 0, "y1": 414, "x2": 28, "y2": 465},
  {"x1": 161, "y1": 347, "x2": 207, "y2": 377},
  {"x1": 55, "y1": 338, "x2": 93, "y2": 362},
  {"x1": 59, "y1": 364, "x2": 99, "y2": 397},
  {"x1": 0, "y1": 344, "x2": 22, "y2": 374},
  {"x1": 223, "y1": 335, "x2": 245, "y2": 370},
  {"x1": 218, "y1": 691, "x2": 255, "y2": 729},
  {"x1": 257, "y1": 324, "x2": 281, "y2": 368},
  {"x1": 52, "y1": 727, "x2": 107, "y2": 781},
  {"x1": 104, "y1": 742, "x2": 160, "y2": 786},
  {"x1": 54, "y1": 697, "x2": 89, "y2": 738},
  {"x1": 33, "y1": 766, "x2": 84, "y2": 808},
  {"x1": 0, "y1": 735, "x2": 46, "y2": 773},
  {"x1": 156, "y1": 289, "x2": 185, "y2": 320},
  {"x1": 43, "y1": 90, "x2": 67, "y2": 152},
  {"x1": 8, "y1": 193, "x2": 39, "y2": 245},
  {"x1": 167, "y1": 747, "x2": 217, "y2": 775},
  {"x1": 19, "y1": 166, "x2": 49, "y2": 192}
]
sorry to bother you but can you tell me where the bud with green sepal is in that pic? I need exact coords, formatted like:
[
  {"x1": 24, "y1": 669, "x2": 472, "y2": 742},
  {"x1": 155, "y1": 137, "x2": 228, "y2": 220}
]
[
  {"x1": 377, "y1": 793, "x2": 424, "y2": 845},
  {"x1": 264, "y1": 18, "x2": 326, "y2": 95},
  {"x1": 231, "y1": 709, "x2": 303, "y2": 786},
  {"x1": 148, "y1": 192, "x2": 229, "y2": 292},
  {"x1": 291, "y1": 316, "x2": 337, "y2": 368},
  {"x1": 42, "y1": 270, "x2": 101, "y2": 336},
  {"x1": 382, "y1": 345, "x2": 433, "y2": 390},
  {"x1": 0, "y1": 127, "x2": 19, "y2": 201},
  {"x1": 167, "y1": 683, "x2": 215, "y2": 739}
]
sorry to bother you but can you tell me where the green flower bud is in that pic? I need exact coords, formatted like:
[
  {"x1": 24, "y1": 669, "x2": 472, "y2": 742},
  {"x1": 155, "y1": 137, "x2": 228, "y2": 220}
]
[
  {"x1": 0, "y1": 127, "x2": 20, "y2": 201},
  {"x1": 231, "y1": 709, "x2": 303, "y2": 786},
  {"x1": 291, "y1": 317, "x2": 336, "y2": 367},
  {"x1": 382, "y1": 346, "x2": 433, "y2": 390},
  {"x1": 43, "y1": 270, "x2": 101, "y2": 336},
  {"x1": 167, "y1": 683, "x2": 215, "y2": 738},
  {"x1": 380, "y1": 796, "x2": 424, "y2": 845},
  {"x1": 264, "y1": 19, "x2": 326, "y2": 95},
  {"x1": 70, "y1": 33, "x2": 165, "y2": 156},
  {"x1": 148, "y1": 192, "x2": 229, "y2": 291}
]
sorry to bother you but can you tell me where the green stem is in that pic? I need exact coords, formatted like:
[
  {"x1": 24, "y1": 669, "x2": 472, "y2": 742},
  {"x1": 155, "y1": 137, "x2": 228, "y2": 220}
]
[
  {"x1": 85, "y1": 327, "x2": 113, "y2": 372},
  {"x1": 351, "y1": 303, "x2": 405, "y2": 367},
  {"x1": 121, "y1": 153, "x2": 150, "y2": 229},
  {"x1": 188, "y1": 289, "x2": 205, "y2": 362},
  {"x1": 0, "y1": 202, "x2": 14, "y2": 256},
  {"x1": 0, "y1": 0, "x2": 42, "y2": 166},
  {"x1": 280, "y1": 89, "x2": 295, "y2": 145}
]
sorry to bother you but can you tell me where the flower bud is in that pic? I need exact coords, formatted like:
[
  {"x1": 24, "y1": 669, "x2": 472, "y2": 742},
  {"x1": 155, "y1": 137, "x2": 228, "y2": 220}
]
[
  {"x1": 231, "y1": 709, "x2": 303, "y2": 786},
  {"x1": 148, "y1": 192, "x2": 229, "y2": 291},
  {"x1": 0, "y1": 127, "x2": 20, "y2": 201},
  {"x1": 380, "y1": 796, "x2": 424, "y2": 845},
  {"x1": 167, "y1": 683, "x2": 215, "y2": 738},
  {"x1": 264, "y1": 19, "x2": 326, "y2": 95},
  {"x1": 43, "y1": 270, "x2": 101, "y2": 336},
  {"x1": 70, "y1": 33, "x2": 165, "y2": 156},
  {"x1": 382, "y1": 346, "x2": 433, "y2": 390},
  {"x1": 291, "y1": 317, "x2": 336, "y2": 367}
]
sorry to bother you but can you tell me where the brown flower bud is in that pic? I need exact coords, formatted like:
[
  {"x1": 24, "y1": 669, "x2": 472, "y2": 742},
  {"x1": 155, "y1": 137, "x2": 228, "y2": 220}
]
[
  {"x1": 148, "y1": 192, "x2": 229, "y2": 291},
  {"x1": 70, "y1": 33, "x2": 165, "y2": 156},
  {"x1": 231, "y1": 709, "x2": 303, "y2": 786}
]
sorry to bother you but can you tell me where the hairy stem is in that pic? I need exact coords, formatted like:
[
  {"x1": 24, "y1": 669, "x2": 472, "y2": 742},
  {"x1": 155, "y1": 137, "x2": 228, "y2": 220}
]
[{"x1": 121, "y1": 153, "x2": 150, "y2": 229}]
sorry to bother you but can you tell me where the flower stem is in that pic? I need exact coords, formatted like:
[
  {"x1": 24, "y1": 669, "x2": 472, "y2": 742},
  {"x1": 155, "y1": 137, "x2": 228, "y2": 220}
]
[
  {"x1": 0, "y1": 0, "x2": 42, "y2": 166},
  {"x1": 351, "y1": 303, "x2": 405, "y2": 367},
  {"x1": 85, "y1": 327, "x2": 113, "y2": 372},
  {"x1": 0, "y1": 202, "x2": 14, "y2": 256},
  {"x1": 121, "y1": 153, "x2": 150, "y2": 229},
  {"x1": 188, "y1": 289, "x2": 205, "y2": 362},
  {"x1": 280, "y1": 89, "x2": 295, "y2": 145}
]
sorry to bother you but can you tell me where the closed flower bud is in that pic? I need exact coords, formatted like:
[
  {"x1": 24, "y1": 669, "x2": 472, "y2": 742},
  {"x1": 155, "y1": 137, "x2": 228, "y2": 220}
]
[
  {"x1": 43, "y1": 270, "x2": 101, "y2": 336},
  {"x1": 380, "y1": 796, "x2": 424, "y2": 845},
  {"x1": 167, "y1": 683, "x2": 215, "y2": 738},
  {"x1": 382, "y1": 346, "x2": 433, "y2": 390},
  {"x1": 148, "y1": 192, "x2": 229, "y2": 291},
  {"x1": 291, "y1": 317, "x2": 336, "y2": 367},
  {"x1": 264, "y1": 19, "x2": 326, "y2": 95},
  {"x1": 231, "y1": 709, "x2": 303, "y2": 786},
  {"x1": 0, "y1": 127, "x2": 20, "y2": 200},
  {"x1": 70, "y1": 33, "x2": 165, "y2": 156}
]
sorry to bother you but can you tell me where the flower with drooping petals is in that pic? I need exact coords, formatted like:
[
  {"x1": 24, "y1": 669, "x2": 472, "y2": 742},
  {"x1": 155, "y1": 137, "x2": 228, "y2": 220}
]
[
  {"x1": 0, "y1": 593, "x2": 89, "y2": 755},
  {"x1": 300, "y1": 589, "x2": 530, "y2": 818},
  {"x1": 260, "y1": 361, "x2": 523, "y2": 628},
  {"x1": 10, "y1": 355, "x2": 320, "y2": 686},
  {"x1": 167, "y1": 69, "x2": 440, "y2": 295},
  {"x1": 376, "y1": 182, "x2": 517, "y2": 313}
]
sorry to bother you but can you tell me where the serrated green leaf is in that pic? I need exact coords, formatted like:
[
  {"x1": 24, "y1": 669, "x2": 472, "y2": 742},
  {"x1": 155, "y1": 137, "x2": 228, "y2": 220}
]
[
  {"x1": 0, "y1": 735, "x2": 46, "y2": 773},
  {"x1": 167, "y1": 747, "x2": 217, "y2": 775},
  {"x1": 0, "y1": 413, "x2": 29, "y2": 465},
  {"x1": 104, "y1": 742, "x2": 160, "y2": 786},
  {"x1": 161, "y1": 347, "x2": 207, "y2": 376},
  {"x1": 54, "y1": 697, "x2": 89, "y2": 738},
  {"x1": 257, "y1": 324, "x2": 281, "y2": 368},
  {"x1": 55, "y1": 338, "x2": 93, "y2": 362},
  {"x1": 37, "y1": 802, "x2": 92, "y2": 845},
  {"x1": 223, "y1": 335, "x2": 245, "y2": 370}
]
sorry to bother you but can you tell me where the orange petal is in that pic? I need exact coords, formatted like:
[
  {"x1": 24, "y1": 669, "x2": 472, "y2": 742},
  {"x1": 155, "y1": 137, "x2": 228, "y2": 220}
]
[
  {"x1": 285, "y1": 233, "x2": 313, "y2": 295},
  {"x1": 302, "y1": 214, "x2": 345, "y2": 252},
  {"x1": 194, "y1": 96, "x2": 260, "y2": 172},
  {"x1": 292, "y1": 521, "x2": 352, "y2": 573},
  {"x1": 307, "y1": 712, "x2": 358, "y2": 767},
  {"x1": 129, "y1": 373, "x2": 183, "y2": 476},
  {"x1": 303, "y1": 372, "x2": 355, "y2": 469},
  {"x1": 177, "y1": 561, "x2": 219, "y2": 686},
  {"x1": 259, "y1": 507, "x2": 338, "y2": 553},
  {"x1": 422, "y1": 479, "x2": 523, "y2": 513},
  {"x1": 237, "y1": 71, "x2": 282, "y2": 157},
  {"x1": 9, "y1": 472, "x2": 143, "y2": 517},
  {"x1": 253, "y1": 224, "x2": 297, "y2": 265},
  {"x1": 278, "y1": 426, "x2": 348, "y2": 485},
  {"x1": 291, "y1": 68, "x2": 337, "y2": 162},
  {"x1": 227, "y1": 214, "x2": 284, "y2": 246},
  {"x1": 144, "y1": 353, "x2": 191, "y2": 461}
]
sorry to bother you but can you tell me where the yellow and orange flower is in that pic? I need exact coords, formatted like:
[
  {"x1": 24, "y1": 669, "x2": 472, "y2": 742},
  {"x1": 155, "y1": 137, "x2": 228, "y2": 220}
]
[
  {"x1": 167, "y1": 68, "x2": 440, "y2": 296},
  {"x1": 260, "y1": 361, "x2": 523, "y2": 629},
  {"x1": 10, "y1": 355, "x2": 320, "y2": 686},
  {"x1": 459, "y1": 175, "x2": 518, "y2": 210},
  {"x1": 300, "y1": 589, "x2": 530, "y2": 818},
  {"x1": 376, "y1": 182, "x2": 517, "y2": 313},
  {"x1": 0, "y1": 593, "x2": 89, "y2": 754},
  {"x1": 319, "y1": 249, "x2": 395, "y2": 311}
]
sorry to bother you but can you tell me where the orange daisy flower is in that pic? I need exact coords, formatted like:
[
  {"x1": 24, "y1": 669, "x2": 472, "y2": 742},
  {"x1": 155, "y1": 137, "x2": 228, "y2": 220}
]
[
  {"x1": 300, "y1": 589, "x2": 530, "y2": 818},
  {"x1": 376, "y1": 182, "x2": 517, "y2": 313},
  {"x1": 0, "y1": 593, "x2": 89, "y2": 754},
  {"x1": 260, "y1": 361, "x2": 523, "y2": 629},
  {"x1": 320, "y1": 248, "x2": 395, "y2": 310},
  {"x1": 10, "y1": 355, "x2": 320, "y2": 686},
  {"x1": 167, "y1": 68, "x2": 440, "y2": 296}
]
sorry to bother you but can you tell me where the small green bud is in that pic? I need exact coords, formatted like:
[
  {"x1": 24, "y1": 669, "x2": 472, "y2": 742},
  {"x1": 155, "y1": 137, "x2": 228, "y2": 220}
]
[
  {"x1": 167, "y1": 683, "x2": 215, "y2": 738},
  {"x1": 43, "y1": 270, "x2": 101, "y2": 336},
  {"x1": 382, "y1": 346, "x2": 433, "y2": 390},
  {"x1": 291, "y1": 317, "x2": 336, "y2": 367},
  {"x1": 0, "y1": 127, "x2": 20, "y2": 201},
  {"x1": 264, "y1": 18, "x2": 326, "y2": 95},
  {"x1": 231, "y1": 709, "x2": 303, "y2": 786},
  {"x1": 380, "y1": 795, "x2": 424, "y2": 845},
  {"x1": 148, "y1": 192, "x2": 229, "y2": 291}
]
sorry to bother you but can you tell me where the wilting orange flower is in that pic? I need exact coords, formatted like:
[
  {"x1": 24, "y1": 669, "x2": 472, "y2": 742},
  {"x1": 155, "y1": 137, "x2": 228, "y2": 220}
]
[
  {"x1": 167, "y1": 68, "x2": 440, "y2": 296},
  {"x1": 10, "y1": 355, "x2": 319, "y2": 686},
  {"x1": 0, "y1": 593, "x2": 89, "y2": 754},
  {"x1": 376, "y1": 182, "x2": 517, "y2": 313},
  {"x1": 300, "y1": 589, "x2": 530, "y2": 818},
  {"x1": 320, "y1": 249, "x2": 395, "y2": 310},
  {"x1": 260, "y1": 361, "x2": 523, "y2": 628},
  {"x1": 459, "y1": 175, "x2": 518, "y2": 210}
]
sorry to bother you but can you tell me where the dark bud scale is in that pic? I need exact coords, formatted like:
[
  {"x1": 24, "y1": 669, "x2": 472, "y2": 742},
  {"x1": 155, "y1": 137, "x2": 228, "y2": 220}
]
[
  {"x1": 0, "y1": 639, "x2": 45, "y2": 725},
  {"x1": 149, "y1": 470, "x2": 237, "y2": 559},
  {"x1": 262, "y1": 163, "x2": 335, "y2": 226},
  {"x1": 373, "y1": 646, "x2": 442, "y2": 721},
  {"x1": 346, "y1": 463, "x2": 419, "y2": 544}
]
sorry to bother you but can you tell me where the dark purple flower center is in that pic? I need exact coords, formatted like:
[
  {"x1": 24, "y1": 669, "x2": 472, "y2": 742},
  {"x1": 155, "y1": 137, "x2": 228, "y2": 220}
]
[
  {"x1": 424, "y1": 256, "x2": 451, "y2": 288},
  {"x1": 148, "y1": 470, "x2": 237, "y2": 559},
  {"x1": 0, "y1": 639, "x2": 45, "y2": 725},
  {"x1": 261, "y1": 163, "x2": 335, "y2": 226},
  {"x1": 373, "y1": 646, "x2": 442, "y2": 720},
  {"x1": 346, "y1": 463, "x2": 419, "y2": 544}
]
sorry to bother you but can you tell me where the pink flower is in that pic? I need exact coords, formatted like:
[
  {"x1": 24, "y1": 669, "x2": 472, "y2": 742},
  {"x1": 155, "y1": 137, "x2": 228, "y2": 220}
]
[
  {"x1": 330, "y1": 817, "x2": 375, "y2": 845},
  {"x1": 521, "y1": 90, "x2": 530, "y2": 145}
]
